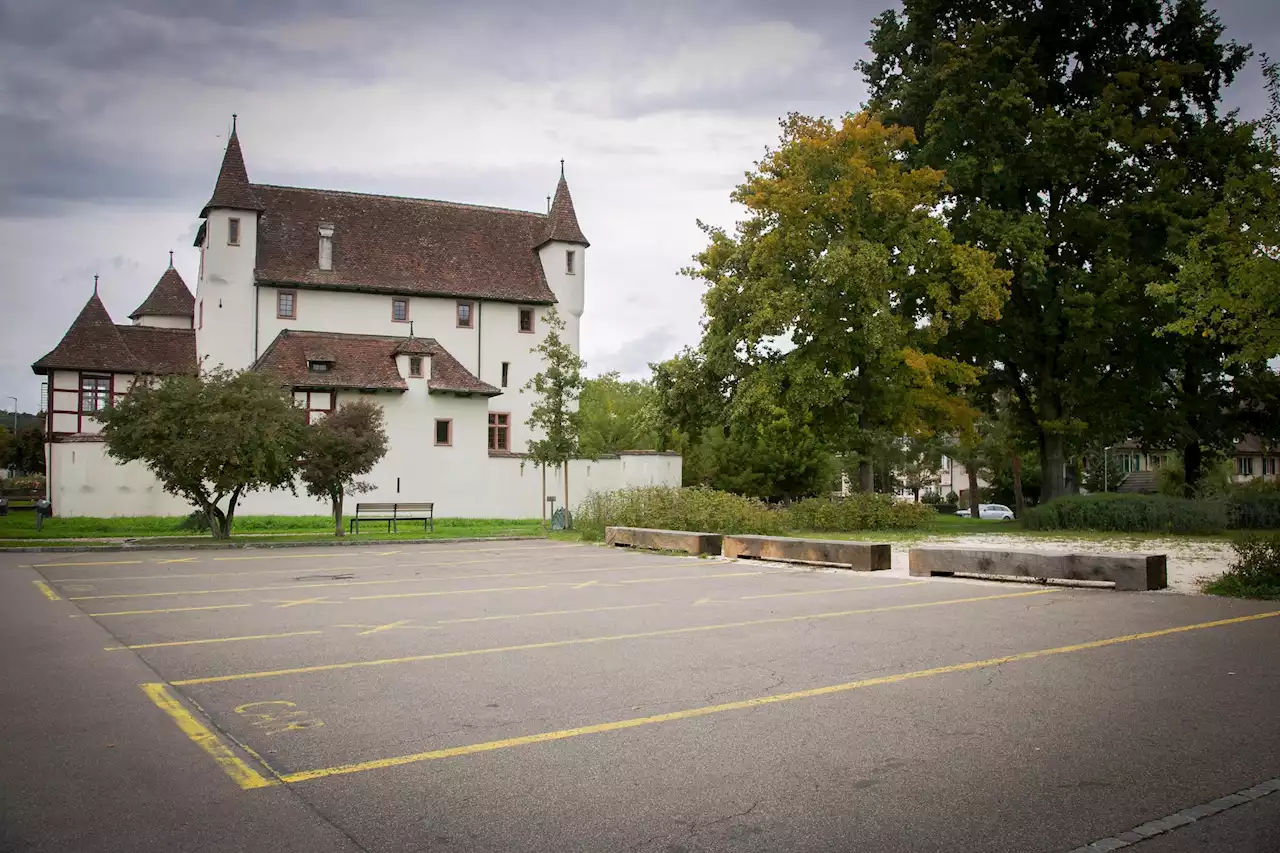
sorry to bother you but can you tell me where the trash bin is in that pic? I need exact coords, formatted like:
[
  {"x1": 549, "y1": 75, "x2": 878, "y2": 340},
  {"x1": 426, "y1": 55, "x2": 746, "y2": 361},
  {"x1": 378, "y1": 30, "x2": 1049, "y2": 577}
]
[{"x1": 34, "y1": 498, "x2": 52, "y2": 531}]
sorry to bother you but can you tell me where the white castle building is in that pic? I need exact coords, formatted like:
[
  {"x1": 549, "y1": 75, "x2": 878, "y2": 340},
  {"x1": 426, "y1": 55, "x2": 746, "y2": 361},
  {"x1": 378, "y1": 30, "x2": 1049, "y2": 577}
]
[{"x1": 33, "y1": 119, "x2": 679, "y2": 518}]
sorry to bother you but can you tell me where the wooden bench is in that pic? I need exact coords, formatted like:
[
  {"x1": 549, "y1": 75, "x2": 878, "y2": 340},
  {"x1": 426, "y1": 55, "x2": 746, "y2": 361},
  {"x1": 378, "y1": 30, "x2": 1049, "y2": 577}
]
[
  {"x1": 605, "y1": 526, "x2": 723, "y2": 556},
  {"x1": 908, "y1": 547, "x2": 1167, "y2": 591},
  {"x1": 722, "y1": 535, "x2": 891, "y2": 571},
  {"x1": 350, "y1": 502, "x2": 434, "y2": 534}
]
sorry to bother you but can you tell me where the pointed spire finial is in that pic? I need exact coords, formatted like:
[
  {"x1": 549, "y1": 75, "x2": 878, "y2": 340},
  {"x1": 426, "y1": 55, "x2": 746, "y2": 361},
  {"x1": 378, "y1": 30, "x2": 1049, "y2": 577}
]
[
  {"x1": 232, "y1": 113, "x2": 238, "y2": 133},
  {"x1": 409, "y1": 320, "x2": 414, "y2": 337},
  {"x1": 560, "y1": 158, "x2": 565, "y2": 179},
  {"x1": 546, "y1": 194, "x2": 551, "y2": 213},
  {"x1": 168, "y1": 250, "x2": 174, "y2": 269},
  {"x1": 93, "y1": 274, "x2": 99, "y2": 295}
]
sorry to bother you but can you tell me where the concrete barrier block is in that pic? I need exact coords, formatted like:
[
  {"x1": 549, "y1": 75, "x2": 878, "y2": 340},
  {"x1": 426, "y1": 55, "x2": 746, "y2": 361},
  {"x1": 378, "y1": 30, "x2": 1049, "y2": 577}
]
[
  {"x1": 908, "y1": 548, "x2": 1167, "y2": 591},
  {"x1": 604, "y1": 527, "x2": 723, "y2": 556},
  {"x1": 722, "y1": 535, "x2": 891, "y2": 571}
]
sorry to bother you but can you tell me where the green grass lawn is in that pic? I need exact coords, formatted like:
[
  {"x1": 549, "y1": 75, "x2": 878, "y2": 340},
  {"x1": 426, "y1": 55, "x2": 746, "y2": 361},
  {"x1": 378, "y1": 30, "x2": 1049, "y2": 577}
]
[{"x1": 0, "y1": 513, "x2": 544, "y2": 545}]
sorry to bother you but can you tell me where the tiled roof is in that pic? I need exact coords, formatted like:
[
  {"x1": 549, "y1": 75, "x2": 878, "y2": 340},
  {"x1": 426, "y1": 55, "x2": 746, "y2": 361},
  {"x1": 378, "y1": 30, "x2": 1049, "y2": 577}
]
[
  {"x1": 115, "y1": 326, "x2": 197, "y2": 375},
  {"x1": 200, "y1": 125, "x2": 264, "y2": 217},
  {"x1": 251, "y1": 185, "x2": 558, "y2": 304},
  {"x1": 33, "y1": 294, "x2": 143, "y2": 374},
  {"x1": 129, "y1": 267, "x2": 195, "y2": 319},
  {"x1": 253, "y1": 330, "x2": 500, "y2": 396},
  {"x1": 31, "y1": 292, "x2": 198, "y2": 376},
  {"x1": 539, "y1": 175, "x2": 589, "y2": 247}
]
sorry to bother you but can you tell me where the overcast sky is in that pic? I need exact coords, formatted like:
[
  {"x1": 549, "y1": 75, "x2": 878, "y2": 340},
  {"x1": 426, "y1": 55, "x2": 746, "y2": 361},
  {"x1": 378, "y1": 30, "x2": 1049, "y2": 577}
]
[{"x1": 1, "y1": 0, "x2": 1275, "y2": 415}]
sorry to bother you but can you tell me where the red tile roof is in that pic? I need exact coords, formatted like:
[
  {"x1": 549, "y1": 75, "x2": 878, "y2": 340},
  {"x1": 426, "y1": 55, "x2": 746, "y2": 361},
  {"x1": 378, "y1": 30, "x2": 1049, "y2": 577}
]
[
  {"x1": 253, "y1": 330, "x2": 500, "y2": 396},
  {"x1": 32, "y1": 293, "x2": 196, "y2": 376},
  {"x1": 200, "y1": 124, "x2": 263, "y2": 217},
  {"x1": 129, "y1": 267, "x2": 195, "y2": 319},
  {"x1": 251, "y1": 185, "x2": 558, "y2": 304},
  {"x1": 539, "y1": 175, "x2": 589, "y2": 247}
]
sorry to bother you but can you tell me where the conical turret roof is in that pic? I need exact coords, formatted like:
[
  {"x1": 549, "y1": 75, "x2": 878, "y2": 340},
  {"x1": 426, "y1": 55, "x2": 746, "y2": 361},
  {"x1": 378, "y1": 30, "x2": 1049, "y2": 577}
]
[
  {"x1": 129, "y1": 263, "x2": 195, "y2": 320},
  {"x1": 32, "y1": 291, "x2": 142, "y2": 374},
  {"x1": 538, "y1": 172, "x2": 589, "y2": 247},
  {"x1": 200, "y1": 119, "x2": 264, "y2": 217}
]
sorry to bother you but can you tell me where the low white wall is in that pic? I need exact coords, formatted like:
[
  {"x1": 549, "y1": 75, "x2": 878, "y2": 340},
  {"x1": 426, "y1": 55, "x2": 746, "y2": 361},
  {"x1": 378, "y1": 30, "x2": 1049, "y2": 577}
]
[{"x1": 48, "y1": 441, "x2": 681, "y2": 519}]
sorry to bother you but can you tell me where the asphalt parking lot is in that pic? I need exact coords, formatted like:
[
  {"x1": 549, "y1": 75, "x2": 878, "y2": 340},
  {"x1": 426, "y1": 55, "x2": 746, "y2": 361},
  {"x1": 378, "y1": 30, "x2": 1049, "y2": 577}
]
[{"x1": 1, "y1": 539, "x2": 1278, "y2": 853}]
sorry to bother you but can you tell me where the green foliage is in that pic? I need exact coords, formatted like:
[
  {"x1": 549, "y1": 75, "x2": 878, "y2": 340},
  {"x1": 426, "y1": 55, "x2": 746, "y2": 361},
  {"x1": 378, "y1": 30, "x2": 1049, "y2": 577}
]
[
  {"x1": 6, "y1": 424, "x2": 45, "y2": 474},
  {"x1": 1227, "y1": 485, "x2": 1280, "y2": 530},
  {"x1": 298, "y1": 400, "x2": 390, "y2": 536},
  {"x1": 97, "y1": 368, "x2": 304, "y2": 538},
  {"x1": 786, "y1": 494, "x2": 935, "y2": 532},
  {"x1": 524, "y1": 306, "x2": 585, "y2": 468},
  {"x1": 577, "y1": 372, "x2": 660, "y2": 457},
  {"x1": 575, "y1": 486, "x2": 784, "y2": 541},
  {"x1": 1203, "y1": 533, "x2": 1280, "y2": 599},
  {"x1": 1022, "y1": 494, "x2": 1229, "y2": 534}
]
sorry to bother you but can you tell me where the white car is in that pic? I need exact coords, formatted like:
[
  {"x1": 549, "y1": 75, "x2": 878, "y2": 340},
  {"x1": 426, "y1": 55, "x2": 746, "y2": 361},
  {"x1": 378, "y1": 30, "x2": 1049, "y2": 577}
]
[{"x1": 955, "y1": 503, "x2": 1015, "y2": 520}]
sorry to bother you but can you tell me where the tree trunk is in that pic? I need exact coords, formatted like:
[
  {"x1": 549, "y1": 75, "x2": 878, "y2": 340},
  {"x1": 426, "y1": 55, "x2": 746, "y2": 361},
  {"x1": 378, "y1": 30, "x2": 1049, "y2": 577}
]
[
  {"x1": 912, "y1": 487, "x2": 920, "y2": 502},
  {"x1": 333, "y1": 492, "x2": 344, "y2": 537},
  {"x1": 1183, "y1": 441, "x2": 1203, "y2": 499},
  {"x1": 1011, "y1": 453, "x2": 1026, "y2": 517},
  {"x1": 968, "y1": 463, "x2": 981, "y2": 518},
  {"x1": 858, "y1": 461, "x2": 873, "y2": 493},
  {"x1": 564, "y1": 462, "x2": 571, "y2": 529},
  {"x1": 541, "y1": 465, "x2": 547, "y2": 529},
  {"x1": 223, "y1": 486, "x2": 243, "y2": 540},
  {"x1": 1040, "y1": 431, "x2": 1068, "y2": 503}
]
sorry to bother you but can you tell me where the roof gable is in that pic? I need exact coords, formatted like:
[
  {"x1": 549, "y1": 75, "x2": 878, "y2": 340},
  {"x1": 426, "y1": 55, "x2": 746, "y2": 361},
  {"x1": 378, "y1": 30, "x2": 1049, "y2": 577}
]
[
  {"x1": 252, "y1": 330, "x2": 500, "y2": 396},
  {"x1": 130, "y1": 266, "x2": 195, "y2": 319},
  {"x1": 200, "y1": 123, "x2": 264, "y2": 217},
  {"x1": 33, "y1": 293, "x2": 142, "y2": 374},
  {"x1": 251, "y1": 185, "x2": 557, "y2": 304}
]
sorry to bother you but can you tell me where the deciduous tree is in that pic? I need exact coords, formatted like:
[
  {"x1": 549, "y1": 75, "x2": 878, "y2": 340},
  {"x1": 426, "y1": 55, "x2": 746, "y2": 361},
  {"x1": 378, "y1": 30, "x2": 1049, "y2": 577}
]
[
  {"x1": 524, "y1": 306, "x2": 586, "y2": 524},
  {"x1": 298, "y1": 399, "x2": 389, "y2": 537},
  {"x1": 98, "y1": 369, "x2": 303, "y2": 538}
]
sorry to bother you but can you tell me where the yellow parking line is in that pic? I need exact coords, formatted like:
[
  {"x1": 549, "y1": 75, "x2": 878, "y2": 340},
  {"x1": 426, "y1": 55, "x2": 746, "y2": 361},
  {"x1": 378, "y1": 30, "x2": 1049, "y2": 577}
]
[
  {"x1": 86, "y1": 604, "x2": 255, "y2": 618},
  {"x1": 172, "y1": 589, "x2": 1055, "y2": 686},
  {"x1": 619, "y1": 571, "x2": 765, "y2": 584},
  {"x1": 107, "y1": 631, "x2": 322, "y2": 651},
  {"x1": 35, "y1": 559, "x2": 145, "y2": 568},
  {"x1": 742, "y1": 581, "x2": 927, "y2": 600},
  {"x1": 33, "y1": 580, "x2": 61, "y2": 601},
  {"x1": 351, "y1": 584, "x2": 549, "y2": 601},
  {"x1": 140, "y1": 683, "x2": 277, "y2": 790},
  {"x1": 64, "y1": 559, "x2": 713, "y2": 601},
  {"x1": 277, "y1": 609, "x2": 1280, "y2": 785},
  {"x1": 440, "y1": 603, "x2": 662, "y2": 624},
  {"x1": 208, "y1": 542, "x2": 582, "y2": 563}
]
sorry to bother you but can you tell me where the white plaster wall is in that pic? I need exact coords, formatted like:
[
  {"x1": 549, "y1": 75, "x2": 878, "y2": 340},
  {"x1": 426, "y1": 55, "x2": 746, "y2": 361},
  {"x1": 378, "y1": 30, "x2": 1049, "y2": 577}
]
[
  {"x1": 538, "y1": 242, "x2": 584, "y2": 353},
  {"x1": 134, "y1": 315, "x2": 192, "y2": 329},
  {"x1": 49, "y1": 442, "x2": 191, "y2": 517},
  {"x1": 197, "y1": 209, "x2": 259, "y2": 371}
]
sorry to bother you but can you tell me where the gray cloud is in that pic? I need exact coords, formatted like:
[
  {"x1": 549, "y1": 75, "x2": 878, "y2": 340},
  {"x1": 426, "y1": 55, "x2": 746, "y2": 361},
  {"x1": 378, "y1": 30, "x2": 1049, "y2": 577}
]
[{"x1": 589, "y1": 325, "x2": 682, "y2": 379}]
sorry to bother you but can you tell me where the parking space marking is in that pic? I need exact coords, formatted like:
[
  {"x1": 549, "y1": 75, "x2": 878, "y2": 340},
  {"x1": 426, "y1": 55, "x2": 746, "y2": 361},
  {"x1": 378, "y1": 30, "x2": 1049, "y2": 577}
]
[
  {"x1": 208, "y1": 542, "x2": 582, "y2": 563},
  {"x1": 351, "y1": 583, "x2": 549, "y2": 601},
  {"x1": 619, "y1": 571, "x2": 767, "y2": 584},
  {"x1": 269, "y1": 596, "x2": 344, "y2": 609},
  {"x1": 86, "y1": 603, "x2": 255, "y2": 618},
  {"x1": 139, "y1": 683, "x2": 277, "y2": 790},
  {"x1": 742, "y1": 581, "x2": 926, "y2": 600},
  {"x1": 159, "y1": 558, "x2": 199, "y2": 564},
  {"x1": 35, "y1": 559, "x2": 145, "y2": 568},
  {"x1": 106, "y1": 631, "x2": 323, "y2": 651},
  {"x1": 438, "y1": 603, "x2": 662, "y2": 625},
  {"x1": 274, "y1": 609, "x2": 1280, "y2": 785},
  {"x1": 172, "y1": 589, "x2": 1056, "y2": 686},
  {"x1": 33, "y1": 580, "x2": 62, "y2": 601},
  {"x1": 60, "y1": 558, "x2": 712, "y2": 600},
  {"x1": 336, "y1": 620, "x2": 440, "y2": 636}
]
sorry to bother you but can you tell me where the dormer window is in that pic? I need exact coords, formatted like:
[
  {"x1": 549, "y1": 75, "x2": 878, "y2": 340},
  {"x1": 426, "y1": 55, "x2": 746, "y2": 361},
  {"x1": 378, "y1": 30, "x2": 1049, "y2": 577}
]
[
  {"x1": 565, "y1": 249, "x2": 575, "y2": 274},
  {"x1": 308, "y1": 360, "x2": 332, "y2": 373},
  {"x1": 408, "y1": 356, "x2": 423, "y2": 377},
  {"x1": 228, "y1": 217, "x2": 241, "y2": 246},
  {"x1": 318, "y1": 223, "x2": 334, "y2": 271}
]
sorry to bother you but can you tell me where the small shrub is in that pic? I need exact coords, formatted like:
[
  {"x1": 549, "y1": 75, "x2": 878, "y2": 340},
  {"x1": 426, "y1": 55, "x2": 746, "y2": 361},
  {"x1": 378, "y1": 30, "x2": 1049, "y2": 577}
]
[
  {"x1": 934, "y1": 503, "x2": 960, "y2": 515},
  {"x1": 1022, "y1": 493, "x2": 1228, "y2": 534},
  {"x1": 786, "y1": 494, "x2": 935, "y2": 532},
  {"x1": 1226, "y1": 485, "x2": 1280, "y2": 530},
  {"x1": 920, "y1": 492, "x2": 941, "y2": 505},
  {"x1": 1203, "y1": 534, "x2": 1280, "y2": 599},
  {"x1": 1, "y1": 475, "x2": 46, "y2": 495},
  {"x1": 575, "y1": 486, "x2": 784, "y2": 541}
]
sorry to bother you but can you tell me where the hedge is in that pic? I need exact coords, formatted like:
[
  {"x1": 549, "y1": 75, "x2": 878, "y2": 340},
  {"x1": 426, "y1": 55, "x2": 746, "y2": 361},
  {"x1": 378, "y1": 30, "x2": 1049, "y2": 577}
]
[
  {"x1": 1022, "y1": 491, "x2": 1280, "y2": 534},
  {"x1": 786, "y1": 494, "x2": 935, "y2": 532},
  {"x1": 575, "y1": 486, "x2": 784, "y2": 541}
]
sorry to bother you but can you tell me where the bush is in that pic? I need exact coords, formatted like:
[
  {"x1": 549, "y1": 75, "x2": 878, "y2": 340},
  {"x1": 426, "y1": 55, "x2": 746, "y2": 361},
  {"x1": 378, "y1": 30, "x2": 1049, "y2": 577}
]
[
  {"x1": 920, "y1": 492, "x2": 941, "y2": 505},
  {"x1": 1, "y1": 474, "x2": 46, "y2": 495},
  {"x1": 934, "y1": 503, "x2": 960, "y2": 515},
  {"x1": 1226, "y1": 485, "x2": 1280, "y2": 530},
  {"x1": 786, "y1": 494, "x2": 935, "y2": 532},
  {"x1": 574, "y1": 486, "x2": 784, "y2": 541},
  {"x1": 1022, "y1": 493, "x2": 1229, "y2": 534},
  {"x1": 1203, "y1": 534, "x2": 1280, "y2": 599}
]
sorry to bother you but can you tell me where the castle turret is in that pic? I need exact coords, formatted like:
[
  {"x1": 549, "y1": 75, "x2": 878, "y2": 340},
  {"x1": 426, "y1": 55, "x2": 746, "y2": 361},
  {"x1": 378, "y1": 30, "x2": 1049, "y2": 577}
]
[
  {"x1": 130, "y1": 253, "x2": 195, "y2": 329},
  {"x1": 536, "y1": 162, "x2": 589, "y2": 353},
  {"x1": 194, "y1": 115, "x2": 263, "y2": 371}
]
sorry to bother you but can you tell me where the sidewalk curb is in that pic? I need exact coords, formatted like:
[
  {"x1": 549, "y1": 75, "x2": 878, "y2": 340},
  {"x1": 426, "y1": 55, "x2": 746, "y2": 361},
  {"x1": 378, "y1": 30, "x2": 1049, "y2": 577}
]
[{"x1": 0, "y1": 535, "x2": 546, "y2": 555}]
